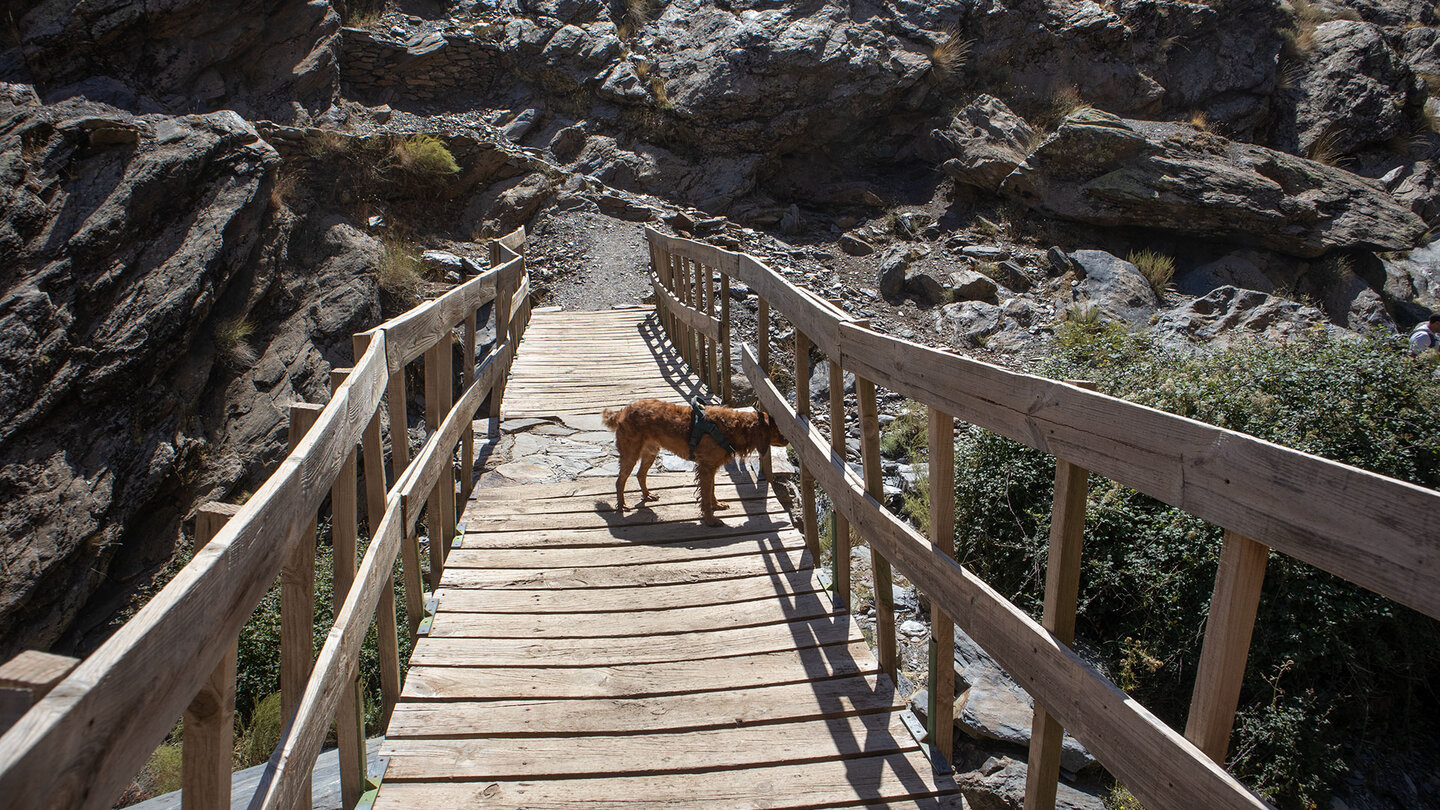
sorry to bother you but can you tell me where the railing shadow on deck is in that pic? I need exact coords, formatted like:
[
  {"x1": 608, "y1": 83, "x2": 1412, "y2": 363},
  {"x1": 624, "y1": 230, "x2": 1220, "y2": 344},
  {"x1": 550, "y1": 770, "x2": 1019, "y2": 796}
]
[
  {"x1": 642, "y1": 226, "x2": 1440, "y2": 810},
  {"x1": 0, "y1": 228, "x2": 533, "y2": 810}
]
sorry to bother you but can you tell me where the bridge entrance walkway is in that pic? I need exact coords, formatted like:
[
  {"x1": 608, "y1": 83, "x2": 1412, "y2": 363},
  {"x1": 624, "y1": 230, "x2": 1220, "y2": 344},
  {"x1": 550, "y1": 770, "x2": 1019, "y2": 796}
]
[{"x1": 372, "y1": 307, "x2": 962, "y2": 808}]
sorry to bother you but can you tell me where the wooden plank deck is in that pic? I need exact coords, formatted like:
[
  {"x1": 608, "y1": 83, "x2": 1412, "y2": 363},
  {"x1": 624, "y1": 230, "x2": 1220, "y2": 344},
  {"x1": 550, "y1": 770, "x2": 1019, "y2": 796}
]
[{"x1": 374, "y1": 308, "x2": 960, "y2": 809}]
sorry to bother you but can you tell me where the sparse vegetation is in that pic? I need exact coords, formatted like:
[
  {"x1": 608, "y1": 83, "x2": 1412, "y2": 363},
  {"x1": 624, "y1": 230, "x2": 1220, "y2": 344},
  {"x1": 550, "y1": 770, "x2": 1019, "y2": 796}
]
[
  {"x1": 1187, "y1": 110, "x2": 1210, "y2": 131},
  {"x1": 388, "y1": 134, "x2": 459, "y2": 179},
  {"x1": 1304, "y1": 127, "x2": 1348, "y2": 166},
  {"x1": 971, "y1": 215, "x2": 1003, "y2": 238},
  {"x1": 215, "y1": 317, "x2": 257, "y2": 367},
  {"x1": 377, "y1": 237, "x2": 426, "y2": 307},
  {"x1": 928, "y1": 28, "x2": 975, "y2": 81},
  {"x1": 1126, "y1": 249, "x2": 1176, "y2": 298},
  {"x1": 1062, "y1": 301, "x2": 1101, "y2": 325},
  {"x1": 649, "y1": 76, "x2": 673, "y2": 110},
  {"x1": 618, "y1": 0, "x2": 661, "y2": 39},
  {"x1": 1039, "y1": 85, "x2": 1088, "y2": 129}
]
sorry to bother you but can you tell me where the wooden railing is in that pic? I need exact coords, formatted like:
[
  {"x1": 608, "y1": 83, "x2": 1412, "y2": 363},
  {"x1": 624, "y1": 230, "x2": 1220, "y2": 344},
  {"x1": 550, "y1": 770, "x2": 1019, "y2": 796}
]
[
  {"x1": 0, "y1": 227, "x2": 531, "y2": 810},
  {"x1": 644, "y1": 226, "x2": 1440, "y2": 810}
]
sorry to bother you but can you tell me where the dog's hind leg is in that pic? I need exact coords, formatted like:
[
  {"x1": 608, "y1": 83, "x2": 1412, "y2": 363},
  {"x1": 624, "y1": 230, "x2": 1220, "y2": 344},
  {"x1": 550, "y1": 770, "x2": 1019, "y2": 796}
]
[
  {"x1": 696, "y1": 462, "x2": 723, "y2": 526},
  {"x1": 615, "y1": 446, "x2": 638, "y2": 513},
  {"x1": 637, "y1": 447, "x2": 661, "y2": 502}
]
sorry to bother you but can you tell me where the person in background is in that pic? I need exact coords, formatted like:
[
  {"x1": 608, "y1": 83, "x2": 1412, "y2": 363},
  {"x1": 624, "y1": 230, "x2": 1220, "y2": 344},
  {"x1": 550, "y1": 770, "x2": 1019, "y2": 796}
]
[{"x1": 1410, "y1": 313, "x2": 1440, "y2": 355}]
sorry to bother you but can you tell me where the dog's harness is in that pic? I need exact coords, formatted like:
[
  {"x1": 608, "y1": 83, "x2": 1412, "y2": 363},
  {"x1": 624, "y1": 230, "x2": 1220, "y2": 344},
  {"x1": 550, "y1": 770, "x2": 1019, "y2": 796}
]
[{"x1": 688, "y1": 401, "x2": 736, "y2": 460}]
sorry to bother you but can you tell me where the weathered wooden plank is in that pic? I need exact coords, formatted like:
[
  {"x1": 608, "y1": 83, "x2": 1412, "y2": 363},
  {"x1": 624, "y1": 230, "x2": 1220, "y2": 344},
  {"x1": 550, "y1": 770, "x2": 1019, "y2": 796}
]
[
  {"x1": 434, "y1": 571, "x2": 823, "y2": 613},
  {"x1": 457, "y1": 517, "x2": 799, "y2": 550},
  {"x1": 425, "y1": 588, "x2": 838, "y2": 638},
  {"x1": 745, "y1": 345, "x2": 1271, "y2": 810},
  {"x1": 857, "y1": 373, "x2": 896, "y2": 682},
  {"x1": 436, "y1": 545, "x2": 811, "y2": 590},
  {"x1": 368, "y1": 264, "x2": 502, "y2": 373},
  {"x1": 386, "y1": 672, "x2": 893, "y2": 738},
  {"x1": 445, "y1": 530, "x2": 806, "y2": 569},
  {"x1": 836, "y1": 322, "x2": 1440, "y2": 621},
  {"x1": 399, "y1": 639, "x2": 877, "y2": 700},
  {"x1": 406, "y1": 615, "x2": 862, "y2": 669},
  {"x1": 381, "y1": 712, "x2": 919, "y2": 780},
  {"x1": 927, "y1": 407, "x2": 956, "y2": 765},
  {"x1": 182, "y1": 504, "x2": 240, "y2": 810},
  {"x1": 461, "y1": 496, "x2": 783, "y2": 530},
  {"x1": 0, "y1": 651, "x2": 78, "y2": 735},
  {"x1": 372, "y1": 753, "x2": 962, "y2": 810}
]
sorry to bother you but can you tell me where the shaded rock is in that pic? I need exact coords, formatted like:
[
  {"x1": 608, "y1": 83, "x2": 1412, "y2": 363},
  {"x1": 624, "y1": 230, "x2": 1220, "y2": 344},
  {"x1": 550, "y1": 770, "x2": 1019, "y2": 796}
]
[
  {"x1": 959, "y1": 686, "x2": 1097, "y2": 775},
  {"x1": 422, "y1": 250, "x2": 466, "y2": 277},
  {"x1": 1001, "y1": 110, "x2": 1425, "y2": 258},
  {"x1": 596, "y1": 193, "x2": 655, "y2": 222},
  {"x1": 1290, "y1": 21, "x2": 1412, "y2": 156},
  {"x1": 840, "y1": 233, "x2": 875, "y2": 256},
  {"x1": 907, "y1": 270, "x2": 951, "y2": 307},
  {"x1": 958, "y1": 756, "x2": 1106, "y2": 810},
  {"x1": 1177, "y1": 250, "x2": 1276, "y2": 297},
  {"x1": 1382, "y1": 241, "x2": 1440, "y2": 310},
  {"x1": 1383, "y1": 162, "x2": 1440, "y2": 226},
  {"x1": 878, "y1": 247, "x2": 911, "y2": 298},
  {"x1": 1071, "y1": 250, "x2": 1158, "y2": 325},
  {"x1": 992, "y1": 261, "x2": 1035, "y2": 293},
  {"x1": 1153, "y1": 286, "x2": 1329, "y2": 346},
  {"x1": 1048, "y1": 246, "x2": 1080, "y2": 276},
  {"x1": 928, "y1": 95, "x2": 1036, "y2": 191}
]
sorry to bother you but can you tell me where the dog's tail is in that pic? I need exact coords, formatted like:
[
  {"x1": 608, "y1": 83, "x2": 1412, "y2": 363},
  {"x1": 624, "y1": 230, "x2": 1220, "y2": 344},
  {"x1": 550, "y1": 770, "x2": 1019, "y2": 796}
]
[{"x1": 601, "y1": 407, "x2": 622, "y2": 432}]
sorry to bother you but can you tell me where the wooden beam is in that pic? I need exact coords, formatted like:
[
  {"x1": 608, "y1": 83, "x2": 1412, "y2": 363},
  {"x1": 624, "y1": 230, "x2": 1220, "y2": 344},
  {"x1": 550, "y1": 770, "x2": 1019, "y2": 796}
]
[
  {"x1": 857, "y1": 370, "x2": 896, "y2": 682},
  {"x1": 757, "y1": 296, "x2": 772, "y2": 481},
  {"x1": 329, "y1": 371, "x2": 367, "y2": 809},
  {"x1": 703, "y1": 263, "x2": 717, "y2": 394},
  {"x1": 282, "y1": 402, "x2": 321, "y2": 810},
  {"x1": 927, "y1": 408, "x2": 956, "y2": 766},
  {"x1": 829, "y1": 358, "x2": 849, "y2": 610},
  {"x1": 461, "y1": 310, "x2": 478, "y2": 500},
  {"x1": 0, "y1": 652, "x2": 78, "y2": 735},
  {"x1": 1186, "y1": 531, "x2": 1270, "y2": 762},
  {"x1": 796, "y1": 330, "x2": 819, "y2": 561},
  {"x1": 182, "y1": 502, "x2": 241, "y2": 810},
  {"x1": 424, "y1": 334, "x2": 456, "y2": 589},
  {"x1": 720, "y1": 274, "x2": 732, "y2": 404},
  {"x1": 1026, "y1": 384, "x2": 1093, "y2": 810}
]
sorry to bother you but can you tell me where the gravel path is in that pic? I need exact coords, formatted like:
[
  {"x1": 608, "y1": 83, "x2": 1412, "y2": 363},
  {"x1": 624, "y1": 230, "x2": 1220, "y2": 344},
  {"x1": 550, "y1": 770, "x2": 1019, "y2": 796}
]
[{"x1": 528, "y1": 208, "x2": 653, "y2": 311}]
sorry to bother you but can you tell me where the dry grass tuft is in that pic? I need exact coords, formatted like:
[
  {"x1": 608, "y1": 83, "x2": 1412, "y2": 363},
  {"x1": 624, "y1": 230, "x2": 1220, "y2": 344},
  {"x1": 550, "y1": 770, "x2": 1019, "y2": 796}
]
[
  {"x1": 1128, "y1": 249, "x2": 1176, "y2": 298},
  {"x1": 929, "y1": 28, "x2": 975, "y2": 81},
  {"x1": 377, "y1": 238, "x2": 426, "y2": 307},
  {"x1": 389, "y1": 134, "x2": 459, "y2": 178},
  {"x1": 1305, "y1": 127, "x2": 1349, "y2": 166},
  {"x1": 215, "y1": 317, "x2": 258, "y2": 367}
]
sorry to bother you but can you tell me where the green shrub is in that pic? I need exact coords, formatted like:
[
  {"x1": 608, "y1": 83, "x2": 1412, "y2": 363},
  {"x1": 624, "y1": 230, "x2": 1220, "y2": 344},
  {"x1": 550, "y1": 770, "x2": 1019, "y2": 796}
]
[
  {"x1": 237, "y1": 691, "x2": 286, "y2": 768},
  {"x1": 389, "y1": 134, "x2": 459, "y2": 179},
  {"x1": 948, "y1": 326, "x2": 1440, "y2": 808}
]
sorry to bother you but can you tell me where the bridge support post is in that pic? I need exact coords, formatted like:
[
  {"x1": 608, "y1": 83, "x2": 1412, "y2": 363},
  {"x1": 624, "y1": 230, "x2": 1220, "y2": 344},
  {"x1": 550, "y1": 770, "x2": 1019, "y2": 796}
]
[
  {"x1": 1185, "y1": 531, "x2": 1269, "y2": 762},
  {"x1": 181, "y1": 502, "x2": 241, "y2": 810},
  {"x1": 857, "y1": 370, "x2": 896, "y2": 682},
  {"x1": 926, "y1": 408, "x2": 956, "y2": 767},
  {"x1": 703, "y1": 263, "x2": 717, "y2": 396},
  {"x1": 828, "y1": 359, "x2": 849, "y2": 609},
  {"x1": 720, "y1": 274, "x2": 732, "y2": 403},
  {"x1": 461, "y1": 310, "x2": 478, "y2": 500},
  {"x1": 1025, "y1": 381, "x2": 1095, "y2": 810},
  {"x1": 757, "y1": 296, "x2": 772, "y2": 481},
  {"x1": 425, "y1": 334, "x2": 457, "y2": 588},
  {"x1": 795, "y1": 330, "x2": 819, "y2": 561},
  {"x1": 282, "y1": 402, "x2": 323, "y2": 810}
]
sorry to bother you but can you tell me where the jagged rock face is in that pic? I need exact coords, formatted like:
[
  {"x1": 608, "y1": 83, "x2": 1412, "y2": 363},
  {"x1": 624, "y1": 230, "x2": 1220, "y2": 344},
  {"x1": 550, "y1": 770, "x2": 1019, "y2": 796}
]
[
  {"x1": 1288, "y1": 20, "x2": 1413, "y2": 156},
  {"x1": 926, "y1": 95, "x2": 1035, "y2": 192},
  {"x1": 0, "y1": 100, "x2": 280, "y2": 655},
  {"x1": 1002, "y1": 109, "x2": 1426, "y2": 258},
  {"x1": 1154, "y1": 286, "x2": 1330, "y2": 346},
  {"x1": 3, "y1": 0, "x2": 340, "y2": 121}
]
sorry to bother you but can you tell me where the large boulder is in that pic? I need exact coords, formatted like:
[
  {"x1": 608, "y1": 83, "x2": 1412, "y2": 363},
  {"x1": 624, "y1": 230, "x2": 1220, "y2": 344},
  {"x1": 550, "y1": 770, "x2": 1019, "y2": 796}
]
[
  {"x1": 1153, "y1": 286, "x2": 1329, "y2": 346},
  {"x1": 1071, "y1": 250, "x2": 1159, "y2": 325},
  {"x1": 958, "y1": 756, "x2": 1106, "y2": 810},
  {"x1": 1001, "y1": 109, "x2": 1426, "y2": 258},
  {"x1": 5, "y1": 0, "x2": 339, "y2": 121},
  {"x1": 1289, "y1": 20, "x2": 1413, "y2": 156},
  {"x1": 927, "y1": 95, "x2": 1037, "y2": 191}
]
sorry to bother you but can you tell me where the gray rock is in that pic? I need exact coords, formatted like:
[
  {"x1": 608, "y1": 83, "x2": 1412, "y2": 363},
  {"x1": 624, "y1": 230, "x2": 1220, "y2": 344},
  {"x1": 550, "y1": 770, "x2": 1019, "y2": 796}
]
[
  {"x1": 1291, "y1": 21, "x2": 1411, "y2": 157},
  {"x1": 929, "y1": 95, "x2": 1037, "y2": 191},
  {"x1": 1048, "y1": 247, "x2": 1080, "y2": 276},
  {"x1": 1070, "y1": 250, "x2": 1158, "y2": 325},
  {"x1": 937, "y1": 301, "x2": 1003, "y2": 347},
  {"x1": 1383, "y1": 162, "x2": 1440, "y2": 226},
  {"x1": 1153, "y1": 286, "x2": 1329, "y2": 347},
  {"x1": 950, "y1": 270, "x2": 1000, "y2": 303},
  {"x1": 840, "y1": 233, "x2": 876, "y2": 256},
  {"x1": 422, "y1": 250, "x2": 466, "y2": 276},
  {"x1": 992, "y1": 261, "x2": 1034, "y2": 293},
  {"x1": 962, "y1": 246, "x2": 1010, "y2": 262},
  {"x1": 877, "y1": 247, "x2": 911, "y2": 298},
  {"x1": 1178, "y1": 250, "x2": 1276, "y2": 297},
  {"x1": 1002, "y1": 110, "x2": 1425, "y2": 258},
  {"x1": 1382, "y1": 241, "x2": 1440, "y2": 310},
  {"x1": 958, "y1": 756, "x2": 1106, "y2": 810}
]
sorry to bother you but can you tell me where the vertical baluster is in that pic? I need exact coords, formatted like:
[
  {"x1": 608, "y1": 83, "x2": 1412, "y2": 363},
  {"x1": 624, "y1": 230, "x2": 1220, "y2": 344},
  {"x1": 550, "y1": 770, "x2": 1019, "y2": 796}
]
[
  {"x1": 424, "y1": 333, "x2": 456, "y2": 588},
  {"x1": 856, "y1": 369, "x2": 896, "y2": 681},
  {"x1": 182, "y1": 503, "x2": 240, "y2": 810},
  {"x1": 719, "y1": 273, "x2": 732, "y2": 403},
  {"x1": 281, "y1": 402, "x2": 321, "y2": 810},
  {"x1": 1025, "y1": 381, "x2": 1094, "y2": 810},
  {"x1": 490, "y1": 267, "x2": 514, "y2": 425},
  {"x1": 359, "y1": 392, "x2": 401, "y2": 724},
  {"x1": 828, "y1": 359, "x2": 849, "y2": 608},
  {"x1": 703, "y1": 263, "x2": 716, "y2": 395},
  {"x1": 795, "y1": 331, "x2": 819, "y2": 560},
  {"x1": 926, "y1": 408, "x2": 956, "y2": 766},
  {"x1": 461, "y1": 308, "x2": 478, "y2": 500},
  {"x1": 1185, "y1": 531, "x2": 1270, "y2": 762},
  {"x1": 329, "y1": 370, "x2": 367, "y2": 809},
  {"x1": 757, "y1": 296, "x2": 772, "y2": 481}
]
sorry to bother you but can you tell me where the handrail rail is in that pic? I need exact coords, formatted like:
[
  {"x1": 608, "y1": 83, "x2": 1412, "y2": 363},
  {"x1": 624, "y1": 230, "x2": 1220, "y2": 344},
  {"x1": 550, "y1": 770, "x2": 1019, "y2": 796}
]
[
  {"x1": 0, "y1": 227, "x2": 530, "y2": 810},
  {"x1": 644, "y1": 226, "x2": 1440, "y2": 810}
]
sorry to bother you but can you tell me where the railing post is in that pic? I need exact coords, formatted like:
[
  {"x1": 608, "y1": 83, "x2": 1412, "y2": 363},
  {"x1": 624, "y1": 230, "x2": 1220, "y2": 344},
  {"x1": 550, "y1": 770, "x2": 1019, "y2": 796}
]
[
  {"x1": 490, "y1": 266, "x2": 514, "y2": 424},
  {"x1": 1025, "y1": 380, "x2": 1094, "y2": 810},
  {"x1": 1185, "y1": 530, "x2": 1270, "y2": 762},
  {"x1": 358, "y1": 333, "x2": 425, "y2": 643},
  {"x1": 856, "y1": 363, "x2": 896, "y2": 682},
  {"x1": 719, "y1": 273, "x2": 732, "y2": 403},
  {"x1": 703, "y1": 263, "x2": 716, "y2": 395},
  {"x1": 0, "y1": 651, "x2": 78, "y2": 736},
  {"x1": 757, "y1": 295, "x2": 772, "y2": 481},
  {"x1": 357, "y1": 378, "x2": 402, "y2": 724},
  {"x1": 926, "y1": 408, "x2": 956, "y2": 767},
  {"x1": 424, "y1": 332, "x2": 457, "y2": 589},
  {"x1": 329, "y1": 371, "x2": 369, "y2": 809},
  {"x1": 282, "y1": 402, "x2": 322, "y2": 810},
  {"x1": 680, "y1": 256, "x2": 696, "y2": 373},
  {"x1": 461, "y1": 309, "x2": 478, "y2": 500},
  {"x1": 795, "y1": 330, "x2": 819, "y2": 561},
  {"x1": 181, "y1": 503, "x2": 241, "y2": 810},
  {"x1": 828, "y1": 358, "x2": 849, "y2": 609}
]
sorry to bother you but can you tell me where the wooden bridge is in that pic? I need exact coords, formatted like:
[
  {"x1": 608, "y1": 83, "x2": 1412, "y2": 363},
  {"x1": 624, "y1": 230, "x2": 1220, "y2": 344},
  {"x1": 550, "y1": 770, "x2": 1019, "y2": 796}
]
[{"x1": 1, "y1": 226, "x2": 1437, "y2": 810}]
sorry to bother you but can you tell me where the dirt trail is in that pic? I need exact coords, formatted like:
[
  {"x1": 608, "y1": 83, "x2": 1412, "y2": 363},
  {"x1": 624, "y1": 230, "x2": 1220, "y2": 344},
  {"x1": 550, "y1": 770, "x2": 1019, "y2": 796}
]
[{"x1": 528, "y1": 209, "x2": 653, "y2": 311}]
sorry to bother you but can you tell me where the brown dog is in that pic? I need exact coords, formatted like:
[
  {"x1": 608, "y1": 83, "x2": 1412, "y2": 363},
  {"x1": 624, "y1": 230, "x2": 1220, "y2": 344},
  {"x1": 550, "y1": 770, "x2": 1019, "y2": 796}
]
[{"x1": 601, "y1": 399, "x2": 789, "y2": 525}]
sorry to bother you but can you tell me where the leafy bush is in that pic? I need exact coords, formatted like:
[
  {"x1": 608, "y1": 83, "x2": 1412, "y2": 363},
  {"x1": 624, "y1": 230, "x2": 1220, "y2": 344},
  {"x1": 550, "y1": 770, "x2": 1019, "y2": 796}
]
[{"x1": 948, "y1": 323, "x2": 1440, "y2": 808}]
